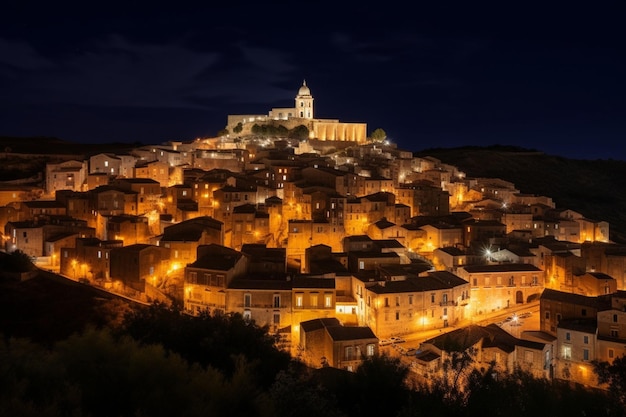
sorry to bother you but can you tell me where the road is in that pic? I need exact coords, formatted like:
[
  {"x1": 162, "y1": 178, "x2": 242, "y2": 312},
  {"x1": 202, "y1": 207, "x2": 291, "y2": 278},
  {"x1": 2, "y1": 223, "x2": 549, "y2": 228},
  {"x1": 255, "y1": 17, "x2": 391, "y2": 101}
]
[{"x1": 381, "y1": 301, "x2": 541, "y2": 359}]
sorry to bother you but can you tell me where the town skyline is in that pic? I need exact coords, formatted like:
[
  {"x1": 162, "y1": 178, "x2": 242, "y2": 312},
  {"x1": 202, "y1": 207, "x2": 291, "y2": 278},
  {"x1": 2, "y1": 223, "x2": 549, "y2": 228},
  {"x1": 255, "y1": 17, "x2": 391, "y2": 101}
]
[{"x1": 1, "y1": 127, "x2": 625, "y2": 391}]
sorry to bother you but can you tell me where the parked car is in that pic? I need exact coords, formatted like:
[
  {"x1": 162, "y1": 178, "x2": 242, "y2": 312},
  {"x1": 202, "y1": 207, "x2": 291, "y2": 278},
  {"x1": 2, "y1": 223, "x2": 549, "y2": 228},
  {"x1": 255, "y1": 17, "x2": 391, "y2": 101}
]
[
  {"x1": 379, "y1": 338, "x2": 393, "y2": 346},
  {"x1": 379, "y1": 336, "x2": 406, "y2": 346}
]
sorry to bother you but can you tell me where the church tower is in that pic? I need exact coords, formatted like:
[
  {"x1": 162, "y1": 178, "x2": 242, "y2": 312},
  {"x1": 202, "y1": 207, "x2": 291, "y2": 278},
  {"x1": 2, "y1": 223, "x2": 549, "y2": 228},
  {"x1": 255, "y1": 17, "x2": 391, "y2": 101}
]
[{"x1": 295, "y1": 80, "x2": 314, "y2": 119}]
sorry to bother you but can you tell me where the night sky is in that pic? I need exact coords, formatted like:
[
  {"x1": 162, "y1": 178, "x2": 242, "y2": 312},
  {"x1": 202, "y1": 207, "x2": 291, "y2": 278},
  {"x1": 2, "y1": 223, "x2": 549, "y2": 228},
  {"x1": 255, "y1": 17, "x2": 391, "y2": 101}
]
[{"x1": 2, "y1": 2, "x2": 625, "y2": 160}]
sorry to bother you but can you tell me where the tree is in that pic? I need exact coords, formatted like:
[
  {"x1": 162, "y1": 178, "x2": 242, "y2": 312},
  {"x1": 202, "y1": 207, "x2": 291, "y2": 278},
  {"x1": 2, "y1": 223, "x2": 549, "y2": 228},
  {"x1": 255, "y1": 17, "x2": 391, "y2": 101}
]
[
  {"x1": 288, "y1": 125, "x2": 309, "y2": 140},
  {"x1": 233, "y1": 122, "x2": 243, "y2": 134},
  {"x1": 370, "y1": 128, "x2": 387, "y2": 143},
  {"x1": 119, "y1": 302, "x2": 292, "y2": 388},
  {"x1": 351, "y1": 354, "x2": 410, "y2": 417},
  {"x1": 593, "y1": 355, "x2": 626, "y2": 410}
]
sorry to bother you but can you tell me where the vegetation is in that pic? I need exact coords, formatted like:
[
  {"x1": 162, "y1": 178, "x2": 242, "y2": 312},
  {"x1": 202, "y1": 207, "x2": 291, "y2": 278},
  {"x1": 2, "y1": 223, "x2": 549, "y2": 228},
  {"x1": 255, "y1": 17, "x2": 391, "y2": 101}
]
[
  {"x1": 593, "y1": 355, "x2": 626, "y2": 408},
  {"x1": 251, "y1": 124, "x2": 289, "y2": 137},
  {"x1": 288, "y1": 125, "x2": 310, "y2": 141},
  {"x1": 370, "y1": 128, "x2": 387, "y2": 142},
  {"x1": 0, "y1": 291, "x2": 622, "y2": 416}
]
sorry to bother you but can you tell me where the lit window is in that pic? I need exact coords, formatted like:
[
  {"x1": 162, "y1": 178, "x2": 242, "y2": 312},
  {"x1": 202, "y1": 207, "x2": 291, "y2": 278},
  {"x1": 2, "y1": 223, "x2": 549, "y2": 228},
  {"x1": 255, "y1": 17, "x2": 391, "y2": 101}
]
[
  {"x1": 563, "y1": 346, "x2": 571, "y2": 360},
  {"x1": 325, "y1": 294, "x2": 332, "y2": 308}
]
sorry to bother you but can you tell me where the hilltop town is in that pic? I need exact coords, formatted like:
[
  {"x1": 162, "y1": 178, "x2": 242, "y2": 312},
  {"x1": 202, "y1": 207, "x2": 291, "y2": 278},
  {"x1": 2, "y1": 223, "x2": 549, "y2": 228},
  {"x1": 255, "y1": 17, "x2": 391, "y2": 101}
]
[{"x1": 1, "y1": 82, "x2": 625, "y2": 390}]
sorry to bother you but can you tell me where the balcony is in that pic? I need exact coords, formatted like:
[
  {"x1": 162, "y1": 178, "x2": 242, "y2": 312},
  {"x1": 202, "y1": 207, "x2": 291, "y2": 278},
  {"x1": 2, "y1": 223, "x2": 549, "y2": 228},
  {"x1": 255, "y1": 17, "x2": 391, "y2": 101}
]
[
  {"x1": 439, "y1": 300, "x2": 458, "y2": 307},
  {"x1": 237, "y1": 303, "x2": 284, "y2": 309}
]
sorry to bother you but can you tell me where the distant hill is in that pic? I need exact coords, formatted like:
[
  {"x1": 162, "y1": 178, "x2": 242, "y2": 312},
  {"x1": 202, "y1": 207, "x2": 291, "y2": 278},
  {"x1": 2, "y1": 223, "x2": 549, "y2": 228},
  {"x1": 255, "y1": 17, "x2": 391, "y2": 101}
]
[
  {"x1": 0, "y1": 136, "x2": 141, "y2": 156},
  {"x1": 414, "y1": 145, "x2": 626, "y2": 244}
]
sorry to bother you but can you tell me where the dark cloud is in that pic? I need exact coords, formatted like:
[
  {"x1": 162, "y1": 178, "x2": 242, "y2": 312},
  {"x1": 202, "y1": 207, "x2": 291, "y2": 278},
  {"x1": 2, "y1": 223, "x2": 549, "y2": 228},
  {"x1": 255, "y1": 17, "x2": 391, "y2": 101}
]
[{"x1": 1, "y1": 3, "x2": 625, "y2": 159}]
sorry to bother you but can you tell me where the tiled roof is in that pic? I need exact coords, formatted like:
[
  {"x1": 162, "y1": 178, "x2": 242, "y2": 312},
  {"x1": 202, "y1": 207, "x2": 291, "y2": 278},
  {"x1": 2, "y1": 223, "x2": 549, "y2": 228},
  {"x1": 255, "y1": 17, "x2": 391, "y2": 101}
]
[
  {"x1": 189, "y1": 248, "x2": 243, "y2": 271},
  {"x1": 461, "y1": 263, "x2": 542, "y2": 273},
  {"x1": 292, "y1": 276, "x2": 335, "y2": 289},
  {"x1": 326, "y1": 325, "x2": 377, "y2": 341},
  {"x1": 540, "y1": 288, "x2": 610, "y2": 309}
]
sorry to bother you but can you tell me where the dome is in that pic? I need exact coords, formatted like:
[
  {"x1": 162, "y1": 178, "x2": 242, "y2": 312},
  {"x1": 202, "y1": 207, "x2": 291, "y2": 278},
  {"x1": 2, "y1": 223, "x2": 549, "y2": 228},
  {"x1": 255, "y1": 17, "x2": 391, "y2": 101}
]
[{"x1": 298, "y1": 80, "x2": 311, "y2": 96}]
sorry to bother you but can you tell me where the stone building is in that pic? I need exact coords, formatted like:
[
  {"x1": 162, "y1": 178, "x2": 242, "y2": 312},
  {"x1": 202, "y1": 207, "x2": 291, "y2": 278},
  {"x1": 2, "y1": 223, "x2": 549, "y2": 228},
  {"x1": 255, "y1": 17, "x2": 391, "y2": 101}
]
[{"x1": 226, "y1": 81, "x2": 367, "y2": 142}]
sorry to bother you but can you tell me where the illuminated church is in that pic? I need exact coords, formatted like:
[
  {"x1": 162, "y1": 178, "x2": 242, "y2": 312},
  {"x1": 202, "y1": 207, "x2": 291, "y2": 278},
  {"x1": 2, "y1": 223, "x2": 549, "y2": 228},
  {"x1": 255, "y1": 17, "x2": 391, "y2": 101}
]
[{"x1": 226, "y1": 80, "x2": 367, "y2": 142}]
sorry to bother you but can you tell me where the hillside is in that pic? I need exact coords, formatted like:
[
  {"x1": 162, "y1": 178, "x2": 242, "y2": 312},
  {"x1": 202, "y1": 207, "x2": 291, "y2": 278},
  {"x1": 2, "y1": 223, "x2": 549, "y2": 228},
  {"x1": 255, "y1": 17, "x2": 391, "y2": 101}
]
[
  {"x1": 0, "y1": 136, "x2": 142, "y2": 181},
  {"x1": 414, "y1": 145, "x2": 626, "y2": 243},
  {"x1": 0, "y1": 136, "x2": 141, "y2": 155}
]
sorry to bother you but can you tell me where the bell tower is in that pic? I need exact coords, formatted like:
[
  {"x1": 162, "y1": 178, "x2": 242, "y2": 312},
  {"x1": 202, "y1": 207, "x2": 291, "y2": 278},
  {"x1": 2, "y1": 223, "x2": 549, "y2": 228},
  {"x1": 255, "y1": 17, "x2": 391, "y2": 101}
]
[{"x1": 295, "y1": 80, "x2": 314, "y2": 119}]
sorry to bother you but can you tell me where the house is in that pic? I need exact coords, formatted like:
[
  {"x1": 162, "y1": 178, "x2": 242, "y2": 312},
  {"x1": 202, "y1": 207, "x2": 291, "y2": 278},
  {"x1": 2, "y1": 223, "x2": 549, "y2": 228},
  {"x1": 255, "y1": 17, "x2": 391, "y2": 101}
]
[
  {"x1": 158, "y1": 216, "x2": 224, "y2": 268},
  {"x1": 134, "y1": 159, "x2": 170, "y2": 188},
  {"x1": 556, "y1": 318, "x2": 598, "y2": 386},
  {"x1": 241, "y1": 244, "x2": 287, "y2": 275},
  {"x1": 596, "y1": 291, "x2": 626, "y2": 363},
  {"x1": 581, "y1": 242, "x2": 626, "y2": 291},
  {"x1": 105, "y1": 214, "x2": 152, "y2": 245},
  {"x1": 432, "y1": 246, "x2": 470, "y2": 272},
  {"x1": 59, "y1": 237, "x2": 123, "y2": 281},
  {"x1": 5, "y1": 217, "x2": 94, "y2": 258},
  {"x1": 300, "y1": 317, "x2": 378, "y2": 371},
  {"x1": 184, "y1": 244, "x2": 248, "y2": 315},
  {"x1": 91, "y1": 185, "x2": 138, "y2": 216},
  {"x1": 286, "y1": 219, "x2": 346, "y2": 271},
  {"x1": 367, "y1": 218, "x2": 406, "y2": 243},
  {"x1": 291, "y1": 275, "x2": 337, "y2": 341},
  {"x1": 229, "y1": 203, "x2": 270, "y2": 250},
  {"x1": 414, "y1": 324, "x2": 549, "y2": 382},
  {"x1": 45, "y1": 160, "x2": 87, "y2": 195},
  {"x1": 16, "y1": 200, "x2": 67, "y2": 221},
  {"x1": 539, "y1": 288, "x2": 611, "y2": 336},
  {"x1": 358, "y1": 270, "x2": 469, "y2": 338},
  {"x1": 0, "y1": 185, "x2": 43, "y2": 207},
  {"x1": 226, "y1": 276, "x2": 293, "y2": 334},
  {"x1": 89, "y1": 153, "x2": 136, "y2": 177},
  {"x1": 457, "y1": 263, "x2": 544, "y2": 316},
  {"x1": 572, "y1": 271, "x2": 617, "y2": 296},
  {"x1": 419, "y1": 222, "x2": 463, "y2": 254},
  {"x1": 109, "y1": 243, "x2": 170, "y2": 292},
  {"x1": 110, "y1": 178, "x2": 162, "y2": 215}
]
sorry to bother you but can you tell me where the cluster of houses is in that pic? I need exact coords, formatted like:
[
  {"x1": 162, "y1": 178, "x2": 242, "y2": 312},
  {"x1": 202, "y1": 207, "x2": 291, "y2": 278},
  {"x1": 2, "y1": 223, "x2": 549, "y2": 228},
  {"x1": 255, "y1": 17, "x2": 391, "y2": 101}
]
[{"x1": 1, "y1": 134, "x2": 624, "y2": 388}]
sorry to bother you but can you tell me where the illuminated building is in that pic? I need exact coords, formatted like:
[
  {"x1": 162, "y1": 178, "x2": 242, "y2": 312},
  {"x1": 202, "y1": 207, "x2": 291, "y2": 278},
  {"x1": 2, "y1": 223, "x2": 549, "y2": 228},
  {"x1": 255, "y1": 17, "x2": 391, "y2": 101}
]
[{"x1": 226, "y1": 81, "x2": 367, "y2": 142}]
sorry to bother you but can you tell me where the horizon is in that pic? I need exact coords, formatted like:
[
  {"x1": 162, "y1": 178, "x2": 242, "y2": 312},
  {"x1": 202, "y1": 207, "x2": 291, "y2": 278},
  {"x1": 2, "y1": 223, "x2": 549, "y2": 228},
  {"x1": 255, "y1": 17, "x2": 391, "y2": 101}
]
[{"x1": 2, "y1": 3, "x2": 624, "y2": 161}]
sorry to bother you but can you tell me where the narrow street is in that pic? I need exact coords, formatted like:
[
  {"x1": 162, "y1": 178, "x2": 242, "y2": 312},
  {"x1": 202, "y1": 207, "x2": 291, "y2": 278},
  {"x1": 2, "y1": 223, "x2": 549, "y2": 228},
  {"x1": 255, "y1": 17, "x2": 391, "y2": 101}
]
[{"x1": 381, "y1": 301, "x2": 541, "y2": 362}]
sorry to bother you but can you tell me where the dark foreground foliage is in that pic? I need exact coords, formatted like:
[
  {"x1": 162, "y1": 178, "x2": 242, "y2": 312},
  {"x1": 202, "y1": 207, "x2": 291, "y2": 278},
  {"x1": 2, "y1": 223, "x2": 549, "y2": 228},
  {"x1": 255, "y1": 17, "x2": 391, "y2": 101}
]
[{"x1": 0, "y1": 301, "x2": 623, "y2": 417}]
